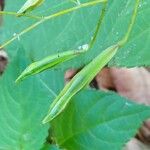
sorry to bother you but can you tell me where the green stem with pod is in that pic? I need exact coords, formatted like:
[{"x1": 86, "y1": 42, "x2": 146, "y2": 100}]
[
  {"x1": 118, "y1": 0, "x2": 140, "y2": 47},
  {"x1": 0, "y1": 11, "x2": 41, "y2": 19},
  {"x1": 42, "y1": 44, "x2": 118, "y2": 123},
  {"x1": 42, "y1": 0, "x2": 140, "y2": 123},
  {"x1": 15, "y1": 2, "x2": 107, "y2": 82},
  {"x1": 0, "y1": 0, "x2": 107, "y2": 50}
]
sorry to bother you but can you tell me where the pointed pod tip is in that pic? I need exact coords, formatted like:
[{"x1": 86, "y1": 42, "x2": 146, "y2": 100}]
[
  {"x1": 15, "y1": 69, "x2": 29, "y2": 83},
  {"x1": 42, "y1": 119, "x2": 47, "y2": 124},
  {"x1": 15, "y1": 74, "x2": 25, "y2": 83},
  {"x1": 42, "y1": 115, "x2": 52, "y2": 124},
  {"x1": 42, "y1": 111, "x2": 58, "y2": 124},
  {"x1": 16, "y1": 9, "x2": 25, "y2": 17},
  {"x1": 15, "y1": 78, "x2": 20, "y2": 83},
  {"x1": 15, "y1": 75, "x2": 23, "y2": 83},
  {"x1": 16, "y1": 11, "x2": 23, "y2": 16}
]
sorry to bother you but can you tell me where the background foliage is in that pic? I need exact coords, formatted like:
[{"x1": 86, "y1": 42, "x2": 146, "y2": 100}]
[{"x1": 0, "y1": 0, "x2": 150, "y2": 149}]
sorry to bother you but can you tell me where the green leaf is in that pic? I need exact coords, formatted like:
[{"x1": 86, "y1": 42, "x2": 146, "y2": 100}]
[
  {"x1": 99, "y1": 0, "x2": 150, "y2": 67},
  {"x1": 17, "y1": 0, "x2": 45, "y2": 15},
  {"x1": 52, "y1": 89, "x2": 150, "y2": 150},
  {"x1": 0, "y1": 49, "x2": 59, "y2": 149},
  {"x1": 1, "y1": 0, "x2": 150, "y2": 67},
  {"x1": 43, "y1": 44, "x2": 118, "y2": 123}
]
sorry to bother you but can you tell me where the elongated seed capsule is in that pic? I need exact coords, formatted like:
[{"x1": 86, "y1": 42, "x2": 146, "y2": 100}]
[
  {"x1": 17, "y1": 0, "x2": 45, "y2": 15},
  {"x1": 42, "y1": 44, "x2": 118, "y2": 124},
  {"x1": 16, "y1": 49, "x2": 87, "y2": 83}
]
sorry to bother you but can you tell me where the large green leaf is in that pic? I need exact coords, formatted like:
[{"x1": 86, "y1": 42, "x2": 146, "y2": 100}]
[
  {"x1": 52, "y1": 89, "x2": 150, "y2": 150},
  {"x1": 1, "y1": 0, "x2": 150, "y2": 68},
  {"x1": 1, "y1": 0, "x2": 100, "y2": 61},
  {"x1": 0, "y1": 49, "x2": 64, "y2": 149}
]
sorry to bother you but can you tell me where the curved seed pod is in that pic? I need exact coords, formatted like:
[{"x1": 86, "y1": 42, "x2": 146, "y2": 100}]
[
  {"x1": 42, "y1": 44, "x2": 118, "y2": 124},
  {"x1": 17, "y1": 0, "x2": 45, "y2": 15},
  {"x1": 16, "y1": 49, "x2": 86, "y2": 83}
]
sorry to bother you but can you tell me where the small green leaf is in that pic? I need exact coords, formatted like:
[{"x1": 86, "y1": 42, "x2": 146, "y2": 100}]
[
  {"x1": 16, "y1": 49, "x2": 86, "y2": 83},
  {"x1": 52, "y1": 89, "x2": 150, "y2": 150},
  {"x1": 17, "y1": 0, "x2": 45, "y2": 15},
  {"x1": 42, "y1": 44, "x2": 118, "y2": 123}
]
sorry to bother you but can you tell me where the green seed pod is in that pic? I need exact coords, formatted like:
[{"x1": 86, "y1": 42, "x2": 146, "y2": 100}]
[
  {"x1": 42, "y1": 44, "x2": 118, "y2": 124},
  {"x1": 17, "y1": 0, "x2": 45, "y2": 15},
  {"x1": 16, "y1": 49, "x2": 86, "y2": 83}
]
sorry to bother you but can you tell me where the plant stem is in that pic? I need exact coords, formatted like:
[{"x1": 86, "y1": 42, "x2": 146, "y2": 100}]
[
  {"x1": 89, "y1": 1, "x2": 107, "y2": 49},
  {"x1": 45, "y1": 0, "x2": 107, "y2": 20},
  {"x1": 15, "y1": 1, "x2": 107, "y2": 83},
  {"x1": 0, "y1": 0, "x2": 107, "y2": 49},
  {"x1": 118, "y1": 0, "x2": 140, "y2": 47},
  {"x1": 0, "y1": 11, "x2": 42, "y2": 19},
  {"x1": 0, "y1": 19, "x2": 45, "y2": 50}
]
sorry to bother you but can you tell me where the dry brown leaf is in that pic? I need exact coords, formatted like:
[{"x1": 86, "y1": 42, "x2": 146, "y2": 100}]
[
  {"x1": 109, "y1": 68, "x2": 150, "y2": 105},
  {"x1": 0, "y1": 49, "x2": 8, "y2": 74},
  {"x1": 125, "y1": 138, "x2": 150, "y2": 150}
]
